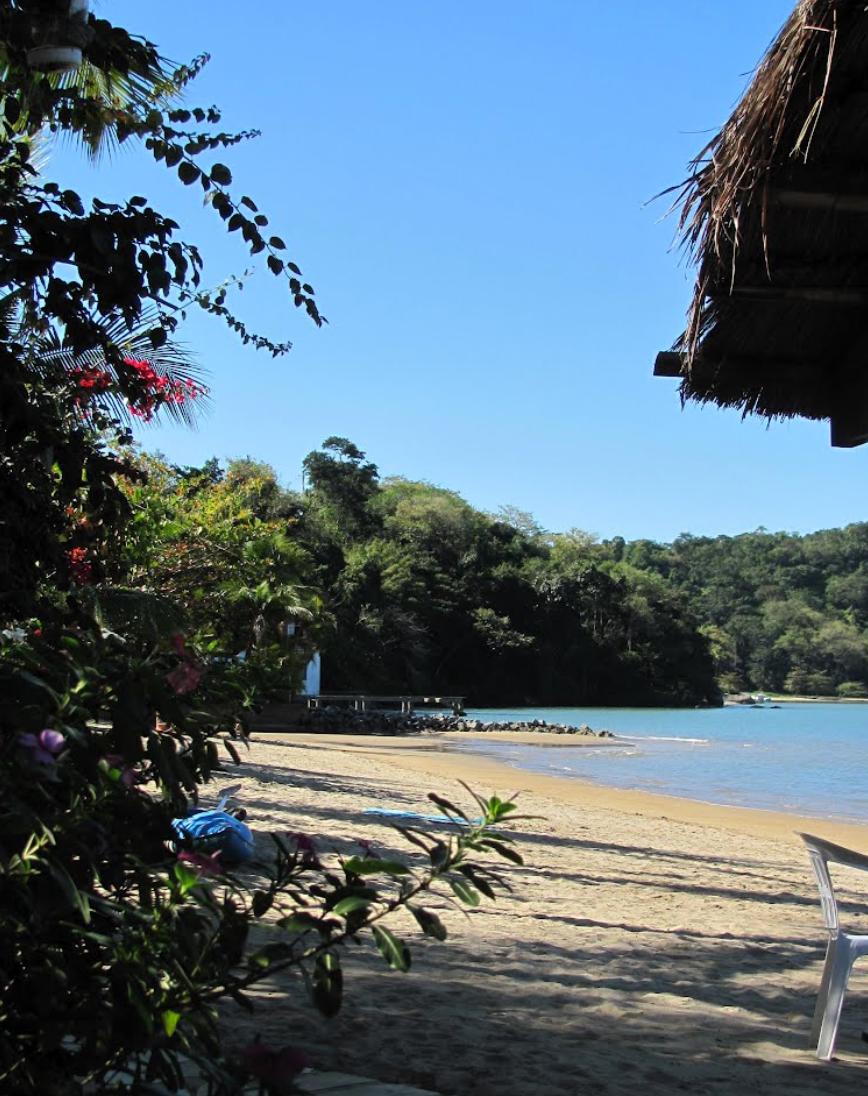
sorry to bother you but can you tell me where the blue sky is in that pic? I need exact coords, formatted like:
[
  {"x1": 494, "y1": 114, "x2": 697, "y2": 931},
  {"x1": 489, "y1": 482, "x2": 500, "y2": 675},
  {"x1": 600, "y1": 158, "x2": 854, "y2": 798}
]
[{"x1": 56, "y1": 1, "x2": 867, "y2": 542}]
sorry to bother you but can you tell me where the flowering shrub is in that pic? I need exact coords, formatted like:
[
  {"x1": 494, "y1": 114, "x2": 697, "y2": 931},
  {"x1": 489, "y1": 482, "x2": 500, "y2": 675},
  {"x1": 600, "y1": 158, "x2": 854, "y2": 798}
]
[
  {"x1": 0, "y1": 7, "x2": 525, "y2": 1095},
  {"x1": 0, "y1": 623, "x2": 522, "y2": 1094}
]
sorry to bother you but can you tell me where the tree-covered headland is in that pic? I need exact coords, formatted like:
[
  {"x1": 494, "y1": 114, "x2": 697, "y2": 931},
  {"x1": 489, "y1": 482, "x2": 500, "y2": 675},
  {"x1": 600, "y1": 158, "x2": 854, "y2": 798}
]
[
  {"x1": 128, "y1": 440, "x2": 868, "y2": 708},
  {"x1": 120, "y1": 440, "x2": 717, "y2": 708}
]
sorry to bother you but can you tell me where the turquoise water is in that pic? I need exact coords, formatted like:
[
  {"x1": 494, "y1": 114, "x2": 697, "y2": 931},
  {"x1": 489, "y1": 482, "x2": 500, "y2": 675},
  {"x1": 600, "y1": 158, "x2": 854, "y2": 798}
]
[{"x1": 456, "y1": 704, "x2": 868, "y2": 822}]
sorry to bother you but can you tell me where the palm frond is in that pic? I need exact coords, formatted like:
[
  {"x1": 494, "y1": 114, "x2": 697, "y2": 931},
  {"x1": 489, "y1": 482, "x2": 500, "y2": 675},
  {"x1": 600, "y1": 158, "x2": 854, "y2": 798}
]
[{"x1": 21, "y1": 308, "x2": 210, "y2": 428}]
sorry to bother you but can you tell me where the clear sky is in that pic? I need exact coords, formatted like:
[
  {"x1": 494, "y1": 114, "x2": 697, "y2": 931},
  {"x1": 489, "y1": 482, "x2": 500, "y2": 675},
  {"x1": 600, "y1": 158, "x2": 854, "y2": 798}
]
[{"x1": 54, "y1": 1, "x2": 867, "y2": 542}]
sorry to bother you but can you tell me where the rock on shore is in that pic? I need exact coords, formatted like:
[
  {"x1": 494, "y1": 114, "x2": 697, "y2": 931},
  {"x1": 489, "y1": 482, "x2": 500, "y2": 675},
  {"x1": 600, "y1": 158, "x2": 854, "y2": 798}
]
[{"x1": 290, "y1": 705, "x2": 615, "y2": 738}]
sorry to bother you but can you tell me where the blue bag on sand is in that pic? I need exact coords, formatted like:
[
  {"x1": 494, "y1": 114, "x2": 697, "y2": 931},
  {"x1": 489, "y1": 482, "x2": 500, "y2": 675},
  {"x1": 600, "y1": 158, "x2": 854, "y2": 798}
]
[{"x1": 171, "y1": 808, "x2": 254, "y2": 865}]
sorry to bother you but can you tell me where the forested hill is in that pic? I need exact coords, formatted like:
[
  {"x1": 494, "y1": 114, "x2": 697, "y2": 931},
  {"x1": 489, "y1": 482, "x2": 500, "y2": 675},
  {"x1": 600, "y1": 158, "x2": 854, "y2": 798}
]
[
  {"x1": 622, "y1": 526, "x2": 868, "y2": 699},
  {"x1": 127, "y1": 439, "x2": 868, "y2": 707}
]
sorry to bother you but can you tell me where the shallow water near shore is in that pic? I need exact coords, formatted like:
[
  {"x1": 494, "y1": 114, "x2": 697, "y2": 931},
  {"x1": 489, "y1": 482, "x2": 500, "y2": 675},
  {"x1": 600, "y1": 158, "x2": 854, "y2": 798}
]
[{"x1": 453, "y1": 703, "x2": 868, "y2": 822}]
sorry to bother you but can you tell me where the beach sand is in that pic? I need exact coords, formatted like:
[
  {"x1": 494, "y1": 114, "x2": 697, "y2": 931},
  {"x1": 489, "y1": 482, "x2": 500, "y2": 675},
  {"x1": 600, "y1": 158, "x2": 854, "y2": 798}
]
[{"x1": 221, "y1": 731, "x2": 868, "y2": 1095}]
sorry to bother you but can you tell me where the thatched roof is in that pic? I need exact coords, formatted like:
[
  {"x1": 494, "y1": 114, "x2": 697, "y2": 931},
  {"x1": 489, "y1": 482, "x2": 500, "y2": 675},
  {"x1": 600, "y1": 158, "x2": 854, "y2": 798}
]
[{"x1": 656, "y1": 0, "x2": 868, "y2": 446}]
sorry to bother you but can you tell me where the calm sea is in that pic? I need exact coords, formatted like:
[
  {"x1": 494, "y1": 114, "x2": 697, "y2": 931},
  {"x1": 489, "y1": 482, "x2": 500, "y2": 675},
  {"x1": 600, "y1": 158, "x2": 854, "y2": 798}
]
[{"x1": 455, "y1": 704, "x2": 868, "y2": 822}]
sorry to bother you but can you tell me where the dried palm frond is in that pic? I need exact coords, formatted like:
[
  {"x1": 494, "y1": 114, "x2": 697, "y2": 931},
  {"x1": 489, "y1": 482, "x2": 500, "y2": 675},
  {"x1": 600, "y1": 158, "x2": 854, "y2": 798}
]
[{"x1": 672, "y1": 0, "x2": 841, "y2": 364}]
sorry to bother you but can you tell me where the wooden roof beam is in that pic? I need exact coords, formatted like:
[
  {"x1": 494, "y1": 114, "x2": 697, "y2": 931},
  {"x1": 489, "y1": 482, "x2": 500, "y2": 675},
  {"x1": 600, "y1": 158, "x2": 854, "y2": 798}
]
[
  {"x1": 654, "y1": 351, "x2": 820, "y2": 380},
  {"x1": 773, "y1": 189, "x2": 868, "y2": 214},
  {"x1": 722, "y1": 285, "x2": 868, "y2": 305},
  {"x1": 831, "y1": 329, "x2": 868, "y2": 447}
]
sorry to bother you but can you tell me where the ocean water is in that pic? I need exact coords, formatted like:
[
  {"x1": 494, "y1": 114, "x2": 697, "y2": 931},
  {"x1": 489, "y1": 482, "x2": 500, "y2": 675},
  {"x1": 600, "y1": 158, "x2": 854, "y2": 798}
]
[{"x1": 454, "y1": 704, "x2": 868, "y2": 822}]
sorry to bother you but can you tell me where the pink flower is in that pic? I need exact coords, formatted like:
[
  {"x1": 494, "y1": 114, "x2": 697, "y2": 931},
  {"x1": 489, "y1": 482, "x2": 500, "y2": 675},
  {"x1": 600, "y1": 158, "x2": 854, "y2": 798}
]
[
  {"x1": 18, "y1": 729, "x2": 65, "y2": 765},
  {"x1": 240, "y1": 1042, "x2": 309, "y2": 1091},
  {"x1": 170, "y1": 632, "x2": 188, "y2": 657},
  {"x1": 177, "y1": 849, "x2": 223, "y2": 876},
  {"x1": 166, "y1": 661, "x2": 202, "y2": 695}
]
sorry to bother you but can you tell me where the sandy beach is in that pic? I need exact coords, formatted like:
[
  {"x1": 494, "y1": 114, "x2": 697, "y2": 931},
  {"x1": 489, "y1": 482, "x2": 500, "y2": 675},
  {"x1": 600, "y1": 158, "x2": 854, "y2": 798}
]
[{"x1": 222, "y1": 731, "x2": 868, "y2": 1095}]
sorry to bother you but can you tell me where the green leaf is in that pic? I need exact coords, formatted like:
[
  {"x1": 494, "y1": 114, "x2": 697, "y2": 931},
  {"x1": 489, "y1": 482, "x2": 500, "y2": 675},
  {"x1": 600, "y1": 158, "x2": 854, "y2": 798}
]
[
  {"x1": 450, "y1": 878, "x2": 481, "y2": 907},
  {"x1": 410, "y1": 905, "x2": 448, "y2": 941},
  {"x1": 458, "y1": 865, "x2": 496, "y2": 900},
  {"x1": 343, "y1": 856, "x2": 409, "y2": 877},
  {"x1": 47, "y1": 861, "x2": 91, "y2": 923},
  {"x1": 278, "y1": 912, "x2": 322, "y2": 935},
  {"x1": 428, "y1": 793, "x2": 468, "y2": 821},
  {"x1": 372, "y1": 925, "x2": 411, "y2": 971},
  {"x1": 480, "y1": 838, "x2": 524, "y2": 865},
  {"x1": 252, "y1": 890, "x2": 273, "y2": 917},
  {"x1": 178, "y1": 162, "x2": 200, "y2": 185},
  {"x1": 172, "y1": 862, "x2": 200, "y2": 896},
  {"x1": 332, "y1": 895, "x2": 372, "y2": 917},
  {"x1": 162, "y1": 1009, "x2": 181, "y2": 1037},
  {"x1": 16, "y1": 670, "x2": 60, "y2": 703},
  {"x1": 312, "y1": 952, "x2": 343, "y2": 1017},
  {"x1": 210, "y1": 163, "x2": 232, "y2": 185}
]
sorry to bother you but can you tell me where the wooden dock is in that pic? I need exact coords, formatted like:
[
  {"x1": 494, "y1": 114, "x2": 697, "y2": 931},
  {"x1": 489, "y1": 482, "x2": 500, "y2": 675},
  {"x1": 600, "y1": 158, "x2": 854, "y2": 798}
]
[{"x1": 307, "y1": 694, "x2": 465, "y2": 715}]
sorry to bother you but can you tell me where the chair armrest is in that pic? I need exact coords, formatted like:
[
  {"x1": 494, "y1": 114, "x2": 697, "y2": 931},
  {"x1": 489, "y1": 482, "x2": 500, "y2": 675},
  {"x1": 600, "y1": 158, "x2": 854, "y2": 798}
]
[{"x1": 798, "y1": 831, "x2": 868, "y2": 873}]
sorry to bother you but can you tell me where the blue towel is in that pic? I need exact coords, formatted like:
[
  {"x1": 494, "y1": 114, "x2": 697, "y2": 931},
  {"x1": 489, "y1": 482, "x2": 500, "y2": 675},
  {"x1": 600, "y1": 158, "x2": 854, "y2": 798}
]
[
  {"x1": 363, "y1": 807, "x2": 480, "y2": 826},
  {"x1": 172, "y1": 808, "x2": 254, "y2": 864}
]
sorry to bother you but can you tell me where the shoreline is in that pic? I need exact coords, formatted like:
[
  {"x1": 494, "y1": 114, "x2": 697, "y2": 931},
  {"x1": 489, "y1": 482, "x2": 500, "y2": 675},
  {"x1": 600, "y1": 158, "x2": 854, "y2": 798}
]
[
  {"x1": 233, "y1": 730, "x2": 868, "y2": 1091},
  {"x1": 264, "y1": 730, "x2": 868, "y2": 848}
]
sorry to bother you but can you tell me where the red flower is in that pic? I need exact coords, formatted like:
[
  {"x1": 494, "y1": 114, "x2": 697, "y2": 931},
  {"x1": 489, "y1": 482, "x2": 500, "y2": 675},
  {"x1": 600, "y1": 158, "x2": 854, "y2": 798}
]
[
  {"x1": 123, "y1": 356, "x2": 207, "y2": 421},
  {"x1": 70, "y1": 365, "x2": 112, "y2": 392},
  {"x1": 66, "y1": 546, "x2": 93, "y2": 585}
]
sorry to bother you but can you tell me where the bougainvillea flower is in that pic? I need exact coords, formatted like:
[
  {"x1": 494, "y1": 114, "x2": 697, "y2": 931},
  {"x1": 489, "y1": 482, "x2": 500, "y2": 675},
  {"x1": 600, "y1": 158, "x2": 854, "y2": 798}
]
[
  {"x1": 177, "y1": 849, "x2": 223, "y2": 876},
  {"x1": 240, "y1": 1042, "x2": 309, "y2": 1091},
  {"x1": 169, "y1": 632, "x2": 188, "y2": 657},
  {"x1": 166, "y1": 660, "x2": 202, "y2": 695},
  {"x1": 66, "y1": 546, "x2": 93, "y2": 585},
  {"x1": 18, "y1": 729, "x2": 65, "y2": 764},
  {"x1": 123, "y1": 356, "x2": 207, "y2": 421}
]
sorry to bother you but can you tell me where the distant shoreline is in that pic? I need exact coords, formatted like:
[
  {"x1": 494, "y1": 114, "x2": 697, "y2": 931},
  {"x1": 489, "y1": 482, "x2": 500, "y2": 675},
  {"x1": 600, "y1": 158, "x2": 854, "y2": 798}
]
[{"x1": 724, "y1": 694, "x2": 868, "y2": 705}]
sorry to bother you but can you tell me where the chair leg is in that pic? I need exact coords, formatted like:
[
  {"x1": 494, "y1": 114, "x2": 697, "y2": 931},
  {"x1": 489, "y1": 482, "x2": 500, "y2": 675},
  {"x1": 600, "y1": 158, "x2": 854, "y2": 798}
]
[{"x1": 813, "y1": 937, "x2": 853, "y2": 1060}]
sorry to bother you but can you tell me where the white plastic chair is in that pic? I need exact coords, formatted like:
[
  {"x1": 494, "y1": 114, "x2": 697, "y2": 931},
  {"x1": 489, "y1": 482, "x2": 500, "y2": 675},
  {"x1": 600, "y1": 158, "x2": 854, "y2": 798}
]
[{"x1": 798, "y1": 832, "x2": 868, "y2": 1059}]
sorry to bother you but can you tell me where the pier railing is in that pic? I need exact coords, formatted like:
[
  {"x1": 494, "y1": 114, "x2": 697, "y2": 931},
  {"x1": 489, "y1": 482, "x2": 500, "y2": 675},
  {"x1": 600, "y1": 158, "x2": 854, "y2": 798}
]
[{"x1": 306, "y1": 694, "x2": 465, "y2": 715}]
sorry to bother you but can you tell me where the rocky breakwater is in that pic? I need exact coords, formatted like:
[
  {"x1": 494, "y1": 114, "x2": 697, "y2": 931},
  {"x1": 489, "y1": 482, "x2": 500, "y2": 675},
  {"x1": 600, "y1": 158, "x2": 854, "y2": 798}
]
[{"x1": 293, "y1": 706, "x2": 615, "y2": 738}]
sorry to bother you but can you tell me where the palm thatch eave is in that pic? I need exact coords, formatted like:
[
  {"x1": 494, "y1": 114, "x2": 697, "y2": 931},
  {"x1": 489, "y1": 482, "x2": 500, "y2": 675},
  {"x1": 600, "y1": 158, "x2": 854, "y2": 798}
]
[{"x1": 658, "y1": 0, "x2": 868, "y2": 447}]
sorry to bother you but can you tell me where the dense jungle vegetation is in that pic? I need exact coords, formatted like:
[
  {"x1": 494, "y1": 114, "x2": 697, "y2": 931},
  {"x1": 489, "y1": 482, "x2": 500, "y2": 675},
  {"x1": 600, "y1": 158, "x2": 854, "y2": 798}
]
[{"x1": 130, "y1": 439, "x2": 868, "y2": 708}]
